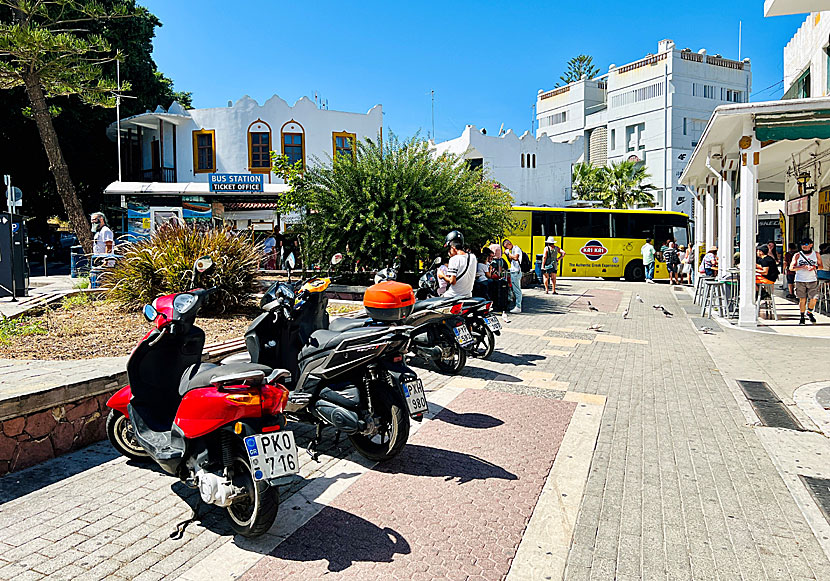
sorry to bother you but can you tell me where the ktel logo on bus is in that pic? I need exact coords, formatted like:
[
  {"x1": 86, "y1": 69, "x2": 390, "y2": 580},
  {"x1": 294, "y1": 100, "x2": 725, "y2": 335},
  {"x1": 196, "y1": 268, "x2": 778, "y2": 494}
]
[{"x1": 579, "y1": 240, "x2": 608, "y2": 261}]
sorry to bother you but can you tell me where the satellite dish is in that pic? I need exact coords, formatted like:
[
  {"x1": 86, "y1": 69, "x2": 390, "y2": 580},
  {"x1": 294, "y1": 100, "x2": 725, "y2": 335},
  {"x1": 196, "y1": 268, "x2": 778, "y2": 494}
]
[{"x1": 10, "y1": 187, "x2": 22, "y2": 202}]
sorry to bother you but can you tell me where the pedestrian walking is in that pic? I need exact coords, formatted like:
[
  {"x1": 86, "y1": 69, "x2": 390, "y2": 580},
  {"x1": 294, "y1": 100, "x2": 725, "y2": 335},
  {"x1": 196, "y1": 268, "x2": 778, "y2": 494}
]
[
  {"x1": 541, "y1": 236, "x2": 565, "y2": 294},
  {"x1": 679, "y1": 245, "x2": 692, "y2": 285},
  {"x1": 783, "y1": 242, "x2": 798, "y2": 298},
  {"x1": 90, "y1": 212, "x2": 114, "y2": 255},
  {"x1": 790, "y1": 238, "x2": 824, "y2": 324},
  {"x1": 503, "y1": 239, "x2": 524, "y2": 313},
  {"x1": 262, "y1": 231, "x2": 277, "y2": 270},
  {"x1": 663, "y1": 241, "x2": 680, "y2": 285},
  {"x1": 641, "y1": 238, "x2": 656, "y2": 283}
]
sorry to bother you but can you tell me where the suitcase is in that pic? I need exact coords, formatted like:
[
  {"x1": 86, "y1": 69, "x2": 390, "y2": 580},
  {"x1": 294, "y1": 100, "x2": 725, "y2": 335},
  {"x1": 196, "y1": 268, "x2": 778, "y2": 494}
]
[{"x1": 491, "y1": 278, "x2": 510, "y2": 312}]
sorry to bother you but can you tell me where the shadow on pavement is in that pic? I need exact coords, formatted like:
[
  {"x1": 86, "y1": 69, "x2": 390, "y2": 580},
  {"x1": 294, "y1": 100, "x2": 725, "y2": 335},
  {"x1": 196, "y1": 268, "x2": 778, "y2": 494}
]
[
  {"x1": 0, "y1": 441, "x2": 119, "y2": 505},
  {"x1": 433, "y1": 409, "x2": 504, "y2": 429},
  {"x1": 485, "y1": 352, "x2": 546, "y2": 367},
  {"x1": 375, "y1": 443, "x2": 517, "y2": 484},
  {"x1": 270, "y1": 505, "x2": 411, "y2": 572}
]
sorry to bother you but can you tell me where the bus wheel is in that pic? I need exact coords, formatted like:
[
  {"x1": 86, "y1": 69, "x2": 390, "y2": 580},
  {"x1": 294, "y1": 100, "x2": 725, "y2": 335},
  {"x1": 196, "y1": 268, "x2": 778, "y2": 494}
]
[{"x1": 624, "y1": 261, "x2": 645, "y2": 282}]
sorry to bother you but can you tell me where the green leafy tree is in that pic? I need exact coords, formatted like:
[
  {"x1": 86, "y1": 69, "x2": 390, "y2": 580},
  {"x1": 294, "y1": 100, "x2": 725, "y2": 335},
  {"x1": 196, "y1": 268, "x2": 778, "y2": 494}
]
[
  {"x1": 0, "y1": 1, "x2": 185, "y2": 252},
  {"x1": 557, "y1": 54, "x2": 600, "y2": 87},
  {"x1": 575, "y1": 160, "x2": 655, "y2": 209},
  {"x1": 280, "y1": 135, "x2": 514, "y2": 271},
  {"x1": 571, "y1": 161, "x2": 601, "y2": 200}
]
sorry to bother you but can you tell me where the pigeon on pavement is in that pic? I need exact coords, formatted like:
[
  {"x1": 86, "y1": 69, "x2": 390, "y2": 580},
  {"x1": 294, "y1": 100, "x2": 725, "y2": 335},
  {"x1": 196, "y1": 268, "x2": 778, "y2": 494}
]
[
  {"x1": 660, "y1": 307, "x2": 673, "y2": 317},
  {"x1": 587, "y1": 323, "x2": 604, "y2": 331},
  {"x1": 622, "y1": 308, "x2": 629, "y2": 319},
  {"x1": 587, "y1": 301, "x2": 600, "y2": 312},
  {"x1": 636, "y1": 294, "x2": 644, "y2": 303},
  {"x1": 699, "y1": 326, "x2": 714, "y2": 334}
]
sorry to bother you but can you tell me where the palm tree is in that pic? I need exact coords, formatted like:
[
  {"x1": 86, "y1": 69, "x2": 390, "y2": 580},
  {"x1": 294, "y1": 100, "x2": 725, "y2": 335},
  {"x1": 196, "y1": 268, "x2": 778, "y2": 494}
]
[
  {"x1": 571, "y1": 162, "x2": 599, "y2": 200},
  {"x1": 603, "y1": 160, "x2": 656, "y2": 209}
]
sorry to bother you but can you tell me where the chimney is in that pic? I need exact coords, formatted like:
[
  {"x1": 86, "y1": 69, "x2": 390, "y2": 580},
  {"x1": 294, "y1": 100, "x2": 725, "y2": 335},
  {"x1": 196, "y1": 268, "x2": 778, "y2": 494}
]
[{"x1": 658, "y1": 39, "x2": 675, "y2": 53}]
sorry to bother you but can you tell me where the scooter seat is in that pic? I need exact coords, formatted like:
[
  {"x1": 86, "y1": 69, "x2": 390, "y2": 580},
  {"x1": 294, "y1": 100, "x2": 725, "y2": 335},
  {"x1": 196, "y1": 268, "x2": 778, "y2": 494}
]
[
  {"x1": 179, "y1": 362, "x2": 273, "y2": 396},
  {"x1": 300, "y1": 326, "x2": 387, "y2": 359},
  {"x1": 411, "y1": 296, "x2": 456, "y2": 313},
  {"x1": 328, "y1": 317, "x2": 370, "y2": 332}
]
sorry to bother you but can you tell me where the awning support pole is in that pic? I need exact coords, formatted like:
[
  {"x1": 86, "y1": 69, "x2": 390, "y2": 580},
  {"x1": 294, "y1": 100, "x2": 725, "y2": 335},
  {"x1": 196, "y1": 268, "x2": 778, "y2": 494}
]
[{"x1": 738, "y1": 119, "x2": 760, "y2": 327}]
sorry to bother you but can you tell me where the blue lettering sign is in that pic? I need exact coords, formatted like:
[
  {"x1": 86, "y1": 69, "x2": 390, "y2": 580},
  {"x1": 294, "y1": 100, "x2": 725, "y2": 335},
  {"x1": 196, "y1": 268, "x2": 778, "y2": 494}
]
[{"x1": 209, "y1": 174, "x2": 264, "y2": 193}]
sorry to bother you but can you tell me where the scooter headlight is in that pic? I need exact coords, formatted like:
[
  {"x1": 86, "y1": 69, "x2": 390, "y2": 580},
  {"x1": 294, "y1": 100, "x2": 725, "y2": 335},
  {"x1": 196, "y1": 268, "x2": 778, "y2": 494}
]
[{"x1": 173, "y1": 293, "x2": 198, "y2": 314}]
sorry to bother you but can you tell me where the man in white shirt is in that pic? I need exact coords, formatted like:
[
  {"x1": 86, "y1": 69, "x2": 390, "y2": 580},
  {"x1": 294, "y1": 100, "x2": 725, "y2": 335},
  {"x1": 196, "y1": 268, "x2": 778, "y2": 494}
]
[
  {"x1": 91, "y1": 212, "x2": 113, "y2": 255},
  {"x1": 439, "y1": 239, "x2": 475, "y2": 298},
  {"x1": 641, "y1": 238, "x2": 656, "y2": 283},
  {"x1": 503, "y1": 239, "x2": 523, "y2": 313}
]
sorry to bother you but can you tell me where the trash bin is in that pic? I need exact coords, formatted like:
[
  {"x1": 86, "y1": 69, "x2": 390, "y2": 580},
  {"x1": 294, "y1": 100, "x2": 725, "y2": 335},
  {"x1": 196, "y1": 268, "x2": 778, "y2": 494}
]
[
  {"x1": 70, "y1": 245, "x2": 88, "y2": 278},
  {"x1": 535, "y1": 255, "x2": 543, "y2": 284}
]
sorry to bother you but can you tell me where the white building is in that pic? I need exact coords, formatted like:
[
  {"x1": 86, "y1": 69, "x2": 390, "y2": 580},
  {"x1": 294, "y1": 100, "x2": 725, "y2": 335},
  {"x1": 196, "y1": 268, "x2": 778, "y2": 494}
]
[
  {"x1": 431, "y1": 125, "x2": 584, "y2": 207},
  {"x1": 536, "y1": 39, "x2": 752, "y2": 216},
  {"x1": 105, "y1": 94, "x2": 382, "y2": 233}
]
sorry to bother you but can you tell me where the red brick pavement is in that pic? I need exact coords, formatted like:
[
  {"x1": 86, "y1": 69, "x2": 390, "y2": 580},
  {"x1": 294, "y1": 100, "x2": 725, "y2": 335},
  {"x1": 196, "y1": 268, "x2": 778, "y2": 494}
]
[
  {"x1": 568, "y1": 288, "x2": 622, "y2": 313},
  {"x1": 242, "y1": 389, "x2": 577, "y2": 580}
]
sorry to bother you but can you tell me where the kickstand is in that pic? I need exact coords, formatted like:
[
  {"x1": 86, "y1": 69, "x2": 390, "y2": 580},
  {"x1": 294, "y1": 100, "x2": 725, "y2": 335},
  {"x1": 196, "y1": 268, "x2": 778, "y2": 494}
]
[
  {"x1": 308, "y1": 423, "x2": 324, "y2": 463},
  {"x1": 170, "y1": 503, "x2": 200, "y2": 540}
]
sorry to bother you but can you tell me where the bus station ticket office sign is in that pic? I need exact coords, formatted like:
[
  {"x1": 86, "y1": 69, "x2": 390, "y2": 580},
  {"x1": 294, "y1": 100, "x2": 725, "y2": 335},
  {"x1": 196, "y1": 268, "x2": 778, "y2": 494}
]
[{"x1": 209, "y1": 174, "x2": 264, "y2": 193}]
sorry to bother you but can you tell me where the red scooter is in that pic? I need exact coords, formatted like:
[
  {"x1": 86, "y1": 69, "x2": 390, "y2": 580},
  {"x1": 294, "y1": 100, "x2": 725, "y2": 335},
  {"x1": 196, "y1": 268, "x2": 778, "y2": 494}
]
[{"x1": 106, "y1": 257, "x2": 298, "y2": 537}]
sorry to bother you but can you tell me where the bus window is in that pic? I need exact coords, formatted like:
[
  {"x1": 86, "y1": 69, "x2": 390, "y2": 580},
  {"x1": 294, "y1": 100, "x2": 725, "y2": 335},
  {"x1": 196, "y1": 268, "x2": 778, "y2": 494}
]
[
  {"x1": 655, "y1": 215, "x2": 689, "y2": 247},
  {"x1": 566, "y1": 212, "x2": 610, "y2": 238},
  {"x1": 531, "y1": 211, "x2": 564, "y2": 237},
  {"x1": 612, "y1": 213, "x2": 655, "y2": 239}
]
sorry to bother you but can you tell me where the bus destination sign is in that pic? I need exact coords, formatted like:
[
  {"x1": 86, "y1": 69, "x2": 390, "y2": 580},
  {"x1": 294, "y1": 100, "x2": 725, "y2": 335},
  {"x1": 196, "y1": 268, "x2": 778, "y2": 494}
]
[{"x1": 209, "y1": 174, "x2": 264, "y2": 193}]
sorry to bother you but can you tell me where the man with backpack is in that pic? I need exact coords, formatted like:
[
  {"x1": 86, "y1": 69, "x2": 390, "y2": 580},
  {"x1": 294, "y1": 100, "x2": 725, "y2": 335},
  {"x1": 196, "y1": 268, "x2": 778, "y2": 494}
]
[{"x1": 503, "y1": 239, "x2": 527, "y2": 313}]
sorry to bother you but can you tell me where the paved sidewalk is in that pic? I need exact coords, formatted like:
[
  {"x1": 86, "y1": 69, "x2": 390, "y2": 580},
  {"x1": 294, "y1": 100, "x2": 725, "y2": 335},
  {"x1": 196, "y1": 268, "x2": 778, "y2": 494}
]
[{"x1": 1, "y1": 279, "x2": 829, "y2": 580}]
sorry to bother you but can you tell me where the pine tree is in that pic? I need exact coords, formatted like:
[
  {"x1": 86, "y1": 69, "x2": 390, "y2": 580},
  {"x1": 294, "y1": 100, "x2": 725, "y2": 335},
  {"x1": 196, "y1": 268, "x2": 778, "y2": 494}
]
[{"x1": 557, "y1": 55, "x2": 600, "y2": 87}]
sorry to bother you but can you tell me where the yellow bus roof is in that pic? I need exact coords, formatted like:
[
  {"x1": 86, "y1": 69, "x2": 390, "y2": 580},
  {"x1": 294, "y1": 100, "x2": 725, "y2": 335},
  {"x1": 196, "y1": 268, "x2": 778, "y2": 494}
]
[{"x1": 512, "y1": 206, "x2": 689, "y2": 217}]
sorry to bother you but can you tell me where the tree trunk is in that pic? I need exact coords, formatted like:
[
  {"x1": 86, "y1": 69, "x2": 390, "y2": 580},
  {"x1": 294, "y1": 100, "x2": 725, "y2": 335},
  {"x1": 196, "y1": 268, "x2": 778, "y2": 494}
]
[{"x1": 22, "y1": 72, "x2": 92, "y2": 254}]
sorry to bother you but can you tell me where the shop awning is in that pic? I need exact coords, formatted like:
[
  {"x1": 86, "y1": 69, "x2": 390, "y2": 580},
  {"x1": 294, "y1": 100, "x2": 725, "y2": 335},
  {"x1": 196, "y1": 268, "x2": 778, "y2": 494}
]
[
  {"x1": 223, "y1": 202, "x2": 281, "y2": 210},
  {"x1": 104, "y1": 181, "x2": 290, "y2": 196},
  {"x1": 755, "y1": 110, "x2": 830, "y2": 141}
]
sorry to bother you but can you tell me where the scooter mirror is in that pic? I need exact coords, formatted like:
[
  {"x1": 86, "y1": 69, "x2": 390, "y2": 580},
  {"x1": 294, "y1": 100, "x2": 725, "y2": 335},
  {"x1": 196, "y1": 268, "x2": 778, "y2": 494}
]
[
  {"x1": 195, "y1": 256, "x2": 213, "y2": 273},
  {"x1": 331, "y1": 253, "x2": 344, "y2": 266},
  {"x1": 431, "y1": 256, "x2": 442, "y2": 267},
  {"x1": 142, "y1": 304, "x2": 158, "y2": 323}
]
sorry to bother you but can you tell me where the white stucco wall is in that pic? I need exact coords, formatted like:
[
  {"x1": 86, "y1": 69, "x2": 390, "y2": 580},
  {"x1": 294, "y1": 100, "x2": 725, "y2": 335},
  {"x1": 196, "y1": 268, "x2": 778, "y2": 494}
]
[
  {"x1": 783, "y1": 11, "x2": 830, "y2": 97},
  {"x1": 431, "y1": 125, "x2": 584, "y2": 207},
  {"x1": 132, "y1": 95, "x2": 382, "y2": 183}
]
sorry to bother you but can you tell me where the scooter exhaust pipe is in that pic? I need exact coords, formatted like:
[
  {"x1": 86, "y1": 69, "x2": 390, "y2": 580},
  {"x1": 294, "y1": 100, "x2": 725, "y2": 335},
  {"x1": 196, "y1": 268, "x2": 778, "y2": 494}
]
[{"x1": 311, "y1": 401, "x2": 362, "y2": 433}]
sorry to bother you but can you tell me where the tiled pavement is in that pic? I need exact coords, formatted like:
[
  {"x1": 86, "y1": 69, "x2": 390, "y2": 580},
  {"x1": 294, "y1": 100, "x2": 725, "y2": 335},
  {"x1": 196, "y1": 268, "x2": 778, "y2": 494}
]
[
  {"x1": 1, "y1": 279, "x2": 829, "y2": 579},
  {"x1": 242, "y1": 389, "x2": 576, "y2": 580}
]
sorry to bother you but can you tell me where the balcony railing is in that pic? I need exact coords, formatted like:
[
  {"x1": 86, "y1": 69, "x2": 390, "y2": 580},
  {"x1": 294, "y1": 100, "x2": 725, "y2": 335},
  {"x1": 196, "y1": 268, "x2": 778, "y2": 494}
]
[{"x1": 125, "y1": 167, "x2": 176, "y2": 183}]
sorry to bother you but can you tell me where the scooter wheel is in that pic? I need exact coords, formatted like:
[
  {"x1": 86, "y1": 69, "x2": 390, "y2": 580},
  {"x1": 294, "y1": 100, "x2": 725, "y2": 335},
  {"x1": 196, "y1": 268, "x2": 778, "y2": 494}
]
[
  {"x1": 105, "y1": 410, "x2": 150, "y2": 461},
  {"x1": 469, "y1": 320, "x2": 495, "y2": 359},
  {"x1": 349, "y1": 388, "x2": 410, "y2": 462},
  {"x1": 434, "y1": 325, "x2": 466, "y2": 375},
  {"x1": 226, "y1": 451, "x2": 279, "y2": 537}
]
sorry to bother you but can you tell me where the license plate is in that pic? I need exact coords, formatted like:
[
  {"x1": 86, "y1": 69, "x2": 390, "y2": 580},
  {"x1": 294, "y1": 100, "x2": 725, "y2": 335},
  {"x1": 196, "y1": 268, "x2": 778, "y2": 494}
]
[
  {"x1": 484, "y1": 314, "x2": 501, "y2": 331},
  {"x1": 401, "y1": 378, "x2": 428, "y2": 415},
  {"x1": 453, "y1": 324, "x2": 474, "y2": 347},
  {"x1": 244, "y1": 431, "x2": 299, "y2": 481}
]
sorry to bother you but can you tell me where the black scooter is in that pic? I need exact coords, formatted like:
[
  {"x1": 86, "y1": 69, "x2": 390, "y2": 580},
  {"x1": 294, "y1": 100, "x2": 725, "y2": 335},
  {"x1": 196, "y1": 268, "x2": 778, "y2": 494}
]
[{"x1": 224, "y1": 261, "x2": 423, "y2": 462}]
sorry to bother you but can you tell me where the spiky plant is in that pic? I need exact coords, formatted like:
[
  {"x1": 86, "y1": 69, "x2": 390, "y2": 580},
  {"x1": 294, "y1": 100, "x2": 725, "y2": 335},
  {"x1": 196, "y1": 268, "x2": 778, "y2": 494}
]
[{"x1": 102, "y1": 225, "x2": 262, "y2": 313}]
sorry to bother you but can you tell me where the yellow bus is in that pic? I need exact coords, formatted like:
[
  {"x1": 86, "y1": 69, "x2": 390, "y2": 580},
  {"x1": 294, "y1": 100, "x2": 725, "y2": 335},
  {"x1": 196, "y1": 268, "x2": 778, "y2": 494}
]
[{"x1": 505, "y1": 207, "x2": 691, "y2": 281}]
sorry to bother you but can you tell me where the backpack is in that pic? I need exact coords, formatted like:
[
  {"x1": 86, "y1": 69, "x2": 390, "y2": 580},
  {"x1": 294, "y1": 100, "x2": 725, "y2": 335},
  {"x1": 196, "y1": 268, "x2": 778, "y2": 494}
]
[{"x1": 520, "y1": 249, "x2": 532, "y2": 273}]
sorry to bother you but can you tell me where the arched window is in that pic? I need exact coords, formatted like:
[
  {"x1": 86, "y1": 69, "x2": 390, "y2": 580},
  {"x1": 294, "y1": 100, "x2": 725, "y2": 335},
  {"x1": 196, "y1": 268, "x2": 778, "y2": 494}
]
[
  {"x1": 281, "y1": 120, "x2": 305, "y2": 170},
  {"x1": 521, "y1": 154, "x2": 525, "y2": 168},
  {"x1": 532, "y1": 154, "x2": 536, "y2": 168},
  {"x1": 247, "y1": 119, "x2": 272, "y2": 172}
]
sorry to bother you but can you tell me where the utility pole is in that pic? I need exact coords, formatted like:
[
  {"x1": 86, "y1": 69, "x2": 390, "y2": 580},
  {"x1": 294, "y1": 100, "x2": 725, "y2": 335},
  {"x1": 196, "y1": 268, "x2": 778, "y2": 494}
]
[
  {"x1": 5, "y1": 175, "x2": 17, "y2": 302},
  {"x1": 431, "y1": 90, "x2": 435, "y2": 142}
]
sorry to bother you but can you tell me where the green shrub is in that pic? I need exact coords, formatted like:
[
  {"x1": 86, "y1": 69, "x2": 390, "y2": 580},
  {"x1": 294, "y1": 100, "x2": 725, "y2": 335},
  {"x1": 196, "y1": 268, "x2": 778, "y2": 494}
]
[
  {"x1": 61, "y1": 292, "x2": 92, "y2": 310},
  {"x1": 0, "y1": 317, "x2": 47, "y2": 343},
  {"x1": 72, "y1": 277, "x2": 90, "y2": 290},
  {"x1": 102, "y1": 225, "x2": 262, "y2": 313}
]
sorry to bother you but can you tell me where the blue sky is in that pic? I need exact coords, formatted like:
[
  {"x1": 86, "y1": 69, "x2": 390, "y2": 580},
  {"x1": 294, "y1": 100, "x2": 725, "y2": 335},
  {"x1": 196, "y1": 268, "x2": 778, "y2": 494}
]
[{"x1": 141, "y1": 0, "x2": 807, "y2": 142}]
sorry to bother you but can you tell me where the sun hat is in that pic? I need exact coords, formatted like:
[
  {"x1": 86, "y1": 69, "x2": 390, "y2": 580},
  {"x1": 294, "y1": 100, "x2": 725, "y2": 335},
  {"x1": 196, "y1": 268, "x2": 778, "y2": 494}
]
[{"x1": 545, "y1": 236, "x2": 556, "y2": 244}]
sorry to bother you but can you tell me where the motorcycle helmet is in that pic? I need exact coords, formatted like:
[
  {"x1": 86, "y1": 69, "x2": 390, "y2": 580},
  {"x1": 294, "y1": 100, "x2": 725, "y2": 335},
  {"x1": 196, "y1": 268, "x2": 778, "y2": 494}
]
[{"x1": 444, "y1": 230, "x2": 464, "y2": 248}]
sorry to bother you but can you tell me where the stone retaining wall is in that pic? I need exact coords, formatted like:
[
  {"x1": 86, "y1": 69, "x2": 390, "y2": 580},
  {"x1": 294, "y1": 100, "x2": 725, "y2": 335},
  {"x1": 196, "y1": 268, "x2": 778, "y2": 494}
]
[{"x1": 0, "y1": 371, "x2": 126, "y2": 476}]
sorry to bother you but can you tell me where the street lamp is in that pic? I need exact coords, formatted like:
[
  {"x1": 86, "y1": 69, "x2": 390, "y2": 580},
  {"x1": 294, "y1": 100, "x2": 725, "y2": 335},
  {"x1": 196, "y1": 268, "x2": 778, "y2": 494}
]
[{"x1": 796, "y1": 171, "x2": 814, "y2": 194}]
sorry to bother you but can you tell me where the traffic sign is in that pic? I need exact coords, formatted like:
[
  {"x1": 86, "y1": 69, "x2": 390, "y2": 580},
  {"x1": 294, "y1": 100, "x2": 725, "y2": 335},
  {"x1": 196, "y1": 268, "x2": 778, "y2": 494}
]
[{"x1": 11, "y1": 223, "x2": 18, "y2": 233}]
